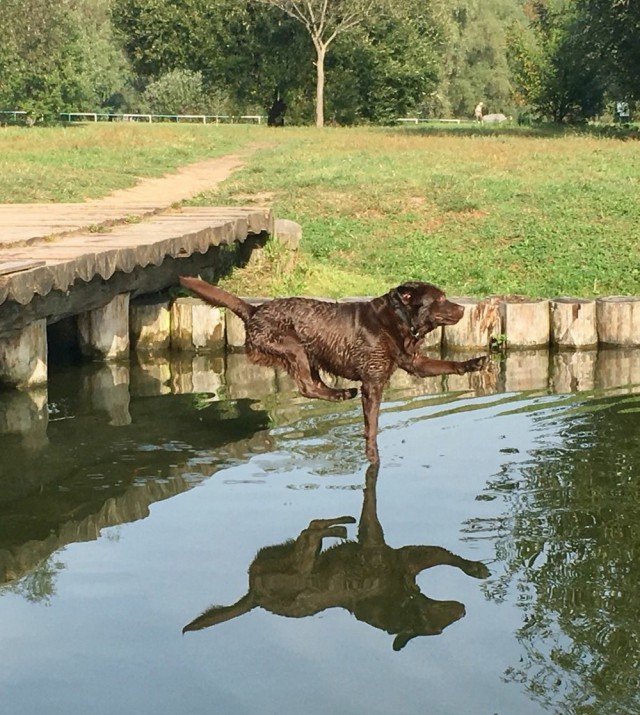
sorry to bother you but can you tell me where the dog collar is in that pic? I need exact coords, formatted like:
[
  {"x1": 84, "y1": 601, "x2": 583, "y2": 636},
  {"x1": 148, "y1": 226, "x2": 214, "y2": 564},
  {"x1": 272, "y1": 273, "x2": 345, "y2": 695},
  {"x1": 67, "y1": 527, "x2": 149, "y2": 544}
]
[{"x1": 389, "y1": 290, "x2": 420, "y2": 339}]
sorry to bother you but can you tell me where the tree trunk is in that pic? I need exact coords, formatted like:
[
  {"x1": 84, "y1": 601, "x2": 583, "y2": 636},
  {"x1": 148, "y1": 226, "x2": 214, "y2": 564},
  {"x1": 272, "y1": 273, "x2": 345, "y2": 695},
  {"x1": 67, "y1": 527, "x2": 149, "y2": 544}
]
[{"x1": 314, "y1": 41, "x2": 326, "y2": 127}]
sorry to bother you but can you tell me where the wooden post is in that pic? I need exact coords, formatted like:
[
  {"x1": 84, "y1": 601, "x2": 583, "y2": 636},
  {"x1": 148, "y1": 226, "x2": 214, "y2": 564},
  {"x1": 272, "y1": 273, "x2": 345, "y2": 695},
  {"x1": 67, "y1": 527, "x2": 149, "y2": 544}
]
[
  {"x1": 130, "y1": 356, "x2": 171, "y2": 397},
  {"x1": 0, "y1": 320, "x2": 48, "y2": 388},
  {"x1": 78, "y1": 293, "x2": 130, "y2": 360},
  {"x1": 170, "y1": 354, "x2": 225, "y2": 395},
  {"x1": 444, "y1": 350, "x2": 499, "y2": 395},
  {"x1": 275, "y1": 369, "x2": 297, "y2": 394},
  {"x1": 443, "y1": 298, "x2": 501, "y2": 350},
  {"x1": 171, "y1": 297, "x2": 225, "y2": 352},
  {"x1": 596, "y1": 296, "x2": 640, "y2": 346},
  {"x1": 502, "y1": 349, "x2": 550, "y2": 392},
  {"x1": 500, "y1": 298, "x2": 550, "y2": 348},
  {"x1": 0, "y1": 387, "x2": 49, "y2": 449},
  {"x1": 130, "y1": 299, "x2": 171, "y2": 352},
  {"x1": 81, "y1": 363, "x2": 131, "y2": 426},
  {"x1": 550, "y1": 298, "x2": 598, "y2": 349},
  {"x1": 225, "y1": 311, "x2": 246, "y2": 348},
  {"x1": 422, "y1": 326, "x2": 443, "y2": 351},
  {"x1": 225, "y1": 298, "x2": 267, "y2": 349},
  {"x1": 595, "y1": 347, "x2": 640, "y2": 391},
  {"x1": 551, "y1": 350, "x2": 596, "y2": 393},
  {"x1": 389, "y1": 350, "x2": 445, "y2": 395},
  {"x1": 274, "y1": 218, "x2": 302, "y2": 250},
  {"x1": 225, "y1": 352, "x2": 277, "y2": 400}
]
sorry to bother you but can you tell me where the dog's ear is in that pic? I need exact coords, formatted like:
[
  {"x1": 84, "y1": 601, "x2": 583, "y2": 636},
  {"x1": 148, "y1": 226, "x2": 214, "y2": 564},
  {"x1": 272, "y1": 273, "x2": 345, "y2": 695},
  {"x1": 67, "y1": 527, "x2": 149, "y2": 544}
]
[
  {"x1": 393, "y1": 631, "x2": 418, "y2": 651},
  {"x1": 394, "y1": 283, "x2": 418, "y2": 305}
]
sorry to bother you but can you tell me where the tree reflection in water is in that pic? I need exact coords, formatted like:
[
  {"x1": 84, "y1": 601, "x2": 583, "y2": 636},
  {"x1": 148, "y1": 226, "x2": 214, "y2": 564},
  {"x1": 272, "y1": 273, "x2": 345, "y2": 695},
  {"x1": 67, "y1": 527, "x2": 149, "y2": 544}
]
[
  {"x1": 184, "y1": 464, "x2": 490, "y2": 650},
  {"x1": 474, "y1": 392, "x2": 640, "y2": 715}
]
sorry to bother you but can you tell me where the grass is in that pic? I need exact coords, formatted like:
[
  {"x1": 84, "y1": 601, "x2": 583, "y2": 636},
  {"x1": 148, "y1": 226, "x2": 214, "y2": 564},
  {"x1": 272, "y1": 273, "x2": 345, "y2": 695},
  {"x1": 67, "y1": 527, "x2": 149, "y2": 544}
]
[
  {"x1": 0, "y1": 122, "x2": 267, "y2": 202},
  {"x1": 189, "y1": 124, "x2": 640, "y2": 298},
  {"x1": 1, "y1": 121, "x2": 639, "y2": 298}
]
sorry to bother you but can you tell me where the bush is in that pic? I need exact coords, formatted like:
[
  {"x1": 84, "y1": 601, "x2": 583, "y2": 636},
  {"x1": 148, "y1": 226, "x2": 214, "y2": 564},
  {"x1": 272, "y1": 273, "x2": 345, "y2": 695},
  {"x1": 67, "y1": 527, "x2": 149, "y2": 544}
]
[{"x1": 142, "y1": 69, "x2": 213, "y2": 115}]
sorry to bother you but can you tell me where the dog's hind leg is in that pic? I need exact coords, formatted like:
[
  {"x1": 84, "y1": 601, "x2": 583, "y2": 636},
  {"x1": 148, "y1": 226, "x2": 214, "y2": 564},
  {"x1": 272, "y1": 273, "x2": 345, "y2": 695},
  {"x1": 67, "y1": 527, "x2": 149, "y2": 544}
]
[
  {"x1": 308, "y1": 365, "x2": 358, "y2": 401},
  {"x1": 253, "y1": 333, "x2": 357, "y2": 402}
]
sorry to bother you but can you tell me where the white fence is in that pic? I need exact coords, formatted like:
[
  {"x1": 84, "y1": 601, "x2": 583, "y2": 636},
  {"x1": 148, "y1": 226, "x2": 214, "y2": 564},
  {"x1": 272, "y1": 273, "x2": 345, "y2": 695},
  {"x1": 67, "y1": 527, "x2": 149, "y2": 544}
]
[
  {"x1": 1, "y1": 110, "x2": 479, "y2": 127},
  {"x1": 1, "y1": 110, "x2": 265, "y2": 124},
  {"x1": 397, "y1": 117, "x2": 462, "y2": 124}
]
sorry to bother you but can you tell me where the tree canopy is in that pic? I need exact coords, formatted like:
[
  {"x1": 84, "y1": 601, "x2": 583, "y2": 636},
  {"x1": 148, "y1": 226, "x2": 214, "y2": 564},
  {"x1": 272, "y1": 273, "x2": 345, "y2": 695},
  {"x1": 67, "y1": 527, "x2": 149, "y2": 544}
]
[
  {"x1": 0, "y1": 0, "x2": 131, "y2": 115},
  {"x1": 252, "y1": 0, "x2": 382, "y2": 126},
  {"x1": 1, "y1": 0, "x2": 638, "y2": 123}
]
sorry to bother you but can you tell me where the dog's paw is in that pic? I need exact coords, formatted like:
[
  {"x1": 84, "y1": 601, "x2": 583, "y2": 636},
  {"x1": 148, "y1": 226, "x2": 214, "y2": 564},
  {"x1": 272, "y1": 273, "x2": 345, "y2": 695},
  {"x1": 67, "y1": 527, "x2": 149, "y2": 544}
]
[
  {"x1": 462, "y1": 561, "x2": 491, "y2": 580},
  {"x1": 324, "y1": 526, "x2": 349, "y2": 539},
  {"x1": 463, "y1": 355, "x2": 489, "y2": 373},
  {"x1": 339, "y1": 387, "x2": 359, "y2": 400}
]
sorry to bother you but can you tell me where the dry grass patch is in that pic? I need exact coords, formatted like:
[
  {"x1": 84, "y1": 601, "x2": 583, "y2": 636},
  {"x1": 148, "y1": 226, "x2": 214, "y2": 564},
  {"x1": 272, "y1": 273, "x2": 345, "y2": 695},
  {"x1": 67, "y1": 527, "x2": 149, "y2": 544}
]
[{"x1": 231, "y1": 191, "x2": 276, "y2": 204}]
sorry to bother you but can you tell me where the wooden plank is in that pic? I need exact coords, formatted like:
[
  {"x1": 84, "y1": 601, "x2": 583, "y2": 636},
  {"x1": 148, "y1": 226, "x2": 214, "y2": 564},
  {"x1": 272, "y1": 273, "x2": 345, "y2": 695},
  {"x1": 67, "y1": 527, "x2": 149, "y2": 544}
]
[
  {"x1": 0, "y1": 260, "x2": 46, "y2": 277},
  {"x1": 0, "y1": 235, "x2": 267, "y2": 340},
  {"x1": 0, "y1": 207, "x2": 272, "y2": 338}
]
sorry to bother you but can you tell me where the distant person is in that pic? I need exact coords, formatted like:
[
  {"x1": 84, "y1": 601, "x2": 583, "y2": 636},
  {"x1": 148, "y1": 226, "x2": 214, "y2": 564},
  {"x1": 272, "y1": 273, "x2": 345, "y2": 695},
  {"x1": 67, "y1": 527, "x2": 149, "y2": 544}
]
[
  {"x1": 474, "y1": 102, "x2": 484, "y2": 122},
  {"x1": 267, "y1": 96, "x2": 286, "y2": 127}
]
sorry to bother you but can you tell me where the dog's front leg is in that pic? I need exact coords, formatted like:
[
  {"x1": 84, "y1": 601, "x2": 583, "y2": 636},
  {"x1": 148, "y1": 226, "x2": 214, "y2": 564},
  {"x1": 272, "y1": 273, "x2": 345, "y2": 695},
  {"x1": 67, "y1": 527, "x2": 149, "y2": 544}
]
[
  {"x1": 400, "y1": 354, "x2": 489, "y2": 377},
  {"x1": 361, "y1": 381, "x2": 385, "y2": 463}
]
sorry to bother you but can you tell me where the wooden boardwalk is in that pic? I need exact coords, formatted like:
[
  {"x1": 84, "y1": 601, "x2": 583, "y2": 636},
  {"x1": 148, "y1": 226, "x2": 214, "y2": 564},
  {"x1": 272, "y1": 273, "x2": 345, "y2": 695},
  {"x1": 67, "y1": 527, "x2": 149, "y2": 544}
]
[
  {"x1": 0, "y1": 152, "x2": 248, "y2": 249},
  {"x1": 0, "y1": 153, "x2": 273, "y2": 342},
  {"x1": 0, "y1": 205, "x2": 272, "y2": 341},
  {"x1": 0, "y1": 206, "x2": 271, "y2": 306}
]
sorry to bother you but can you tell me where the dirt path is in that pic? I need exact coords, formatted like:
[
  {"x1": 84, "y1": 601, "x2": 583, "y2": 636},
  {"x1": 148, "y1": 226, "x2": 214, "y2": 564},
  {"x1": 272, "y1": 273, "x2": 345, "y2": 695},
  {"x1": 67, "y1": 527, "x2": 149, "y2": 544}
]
[
  {"x1": 97, "y1": 152, "x2": 247, "y2": 208},
  {"x1": 0, "y1": 150, "x2": 255, "y2": 248}
]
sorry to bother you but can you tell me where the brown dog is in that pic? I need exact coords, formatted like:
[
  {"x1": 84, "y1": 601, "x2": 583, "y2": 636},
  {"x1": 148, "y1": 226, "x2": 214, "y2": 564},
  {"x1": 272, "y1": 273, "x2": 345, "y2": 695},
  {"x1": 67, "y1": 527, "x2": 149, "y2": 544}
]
[
  {"x1": 179, "y1": 276, "x2": 488, "y2": 462},
  {"x1": 183, "y1": 464, "x2": 490, "y2": 650}
]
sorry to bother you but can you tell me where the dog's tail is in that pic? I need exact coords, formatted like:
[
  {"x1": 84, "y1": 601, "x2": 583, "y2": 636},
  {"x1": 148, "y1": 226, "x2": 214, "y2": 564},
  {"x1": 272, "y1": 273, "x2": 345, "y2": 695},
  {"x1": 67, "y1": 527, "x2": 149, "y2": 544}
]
[{"x1": 179, "y1": 276, "x2": 256, "y2": 324}]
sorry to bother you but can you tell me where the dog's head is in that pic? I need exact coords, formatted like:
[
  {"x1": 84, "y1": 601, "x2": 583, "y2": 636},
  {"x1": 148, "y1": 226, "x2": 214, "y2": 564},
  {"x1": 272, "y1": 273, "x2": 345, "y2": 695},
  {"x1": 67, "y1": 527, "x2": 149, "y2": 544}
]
[
  {"x1": 390, "y1": 282, "x2": 464, "y2": 338},
  {"x1": 391, "y1": 595, "x2": 466, "y2": 651}
]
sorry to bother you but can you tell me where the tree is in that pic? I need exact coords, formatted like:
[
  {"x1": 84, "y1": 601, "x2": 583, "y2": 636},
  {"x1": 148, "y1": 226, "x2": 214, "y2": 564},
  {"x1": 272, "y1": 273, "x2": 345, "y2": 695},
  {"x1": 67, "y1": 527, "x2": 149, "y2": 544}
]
[
  {"x1": 69, "y1": 0, "x2": 135, "y2": 111},
  {"x1": 326, "y1": 4, "x2": 443, "y2": 124},
  {"x1": 254, "y1": 0, "x2": 382, "y2": 127},
  {"x1": 508, "y1": 1, "x2": 605, "y2": 122},
  {"x1": 112, "y1": 0, "x2": 314, "y2": 118},
  {"x1": 110, "y1": 0, "x2": 449, "y2": 124},
  {"x1": 478, "y1": 396, "x2": 640, "y2": 713},
  {"x1": 0, "y1": 0, "x2": 85, "y2": 114},
  {"x1": 432, "y1": 0, "x2": 528, "y2": 119},
  {"x1": 576, "y1": 0, "x2": 640, "y2": 101},
  {"x1": 142, "y1": 69, "x2": 209, "y2": 114},
  {"x1": 0, "y1": 0, "x2": 134, "y2": 115}
]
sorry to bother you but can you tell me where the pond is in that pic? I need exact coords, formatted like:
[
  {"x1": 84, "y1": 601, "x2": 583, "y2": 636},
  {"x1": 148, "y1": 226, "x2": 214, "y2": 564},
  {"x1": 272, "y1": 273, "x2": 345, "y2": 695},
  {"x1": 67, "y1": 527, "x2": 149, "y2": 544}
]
[{"x1": 1, "y1": 348, "x2": 639, "y2": 715}]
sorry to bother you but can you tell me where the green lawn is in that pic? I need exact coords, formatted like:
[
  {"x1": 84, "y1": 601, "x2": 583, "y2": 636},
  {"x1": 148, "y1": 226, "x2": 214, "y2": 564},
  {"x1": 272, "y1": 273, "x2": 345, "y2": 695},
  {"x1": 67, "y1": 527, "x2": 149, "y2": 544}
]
[
  {"x1": 191, "y1": 125, "x2": 640, "y2": 299},
  {"x1": 0, "y1": 122, "x2": 264, "y2": 203},
  {"x1": 2, "y1": 122, "x2": 638, "y2": 298}
]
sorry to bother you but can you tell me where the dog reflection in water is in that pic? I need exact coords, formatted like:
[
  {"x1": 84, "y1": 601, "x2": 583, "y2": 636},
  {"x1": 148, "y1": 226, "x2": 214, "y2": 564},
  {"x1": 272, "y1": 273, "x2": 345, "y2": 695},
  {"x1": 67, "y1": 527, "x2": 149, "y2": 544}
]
[{"x1": 183, "y1": 465, "x2": 489, "y2": 650}]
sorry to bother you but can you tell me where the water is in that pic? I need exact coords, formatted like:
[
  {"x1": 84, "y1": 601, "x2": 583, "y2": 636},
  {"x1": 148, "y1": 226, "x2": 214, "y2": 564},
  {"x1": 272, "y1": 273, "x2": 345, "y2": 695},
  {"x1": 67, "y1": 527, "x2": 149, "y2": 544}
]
[{"x1": 1, "y1": 350, "x2": 639, "y2": 715}]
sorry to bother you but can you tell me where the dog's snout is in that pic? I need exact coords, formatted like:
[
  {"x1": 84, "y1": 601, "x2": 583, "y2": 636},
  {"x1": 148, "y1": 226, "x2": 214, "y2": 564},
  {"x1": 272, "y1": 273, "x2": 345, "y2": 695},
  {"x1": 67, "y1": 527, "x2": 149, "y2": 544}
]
[{"x1": 445, "y1": 301, "x2": 464, "y2": 322}]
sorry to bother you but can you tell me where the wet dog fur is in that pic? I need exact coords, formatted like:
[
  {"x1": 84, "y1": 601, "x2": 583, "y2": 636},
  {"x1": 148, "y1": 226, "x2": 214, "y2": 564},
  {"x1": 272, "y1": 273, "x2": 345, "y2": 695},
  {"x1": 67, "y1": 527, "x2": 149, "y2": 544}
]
[{"x1": 179, "y1": 276, "x2": 488, "y2": 462}]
